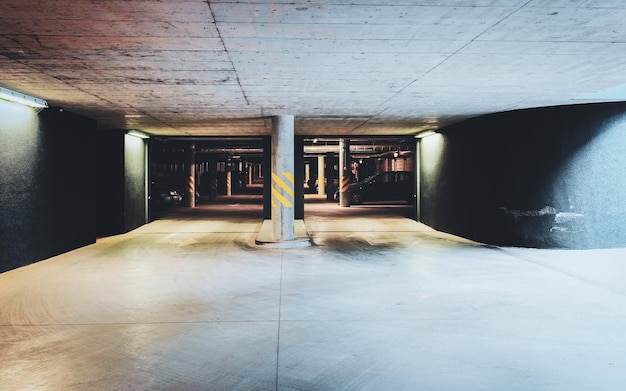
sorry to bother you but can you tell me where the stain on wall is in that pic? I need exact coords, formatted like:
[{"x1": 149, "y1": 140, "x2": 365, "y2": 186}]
[{"x1": 420, "y1": 102, "x2": 626, "y2": 249}]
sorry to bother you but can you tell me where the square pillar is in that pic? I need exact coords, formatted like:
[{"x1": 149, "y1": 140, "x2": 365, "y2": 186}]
[
  {"x1": 339, "y1": 139, "x2": 351, "y2": 207},
  {"x1": 270, "y1": 115, "x2": 295, "y2": 241}
]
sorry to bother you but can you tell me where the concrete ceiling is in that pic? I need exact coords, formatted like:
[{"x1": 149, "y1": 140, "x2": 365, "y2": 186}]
[{"x1": 2, "y1": 1, "x2": 626, "y2": 137}]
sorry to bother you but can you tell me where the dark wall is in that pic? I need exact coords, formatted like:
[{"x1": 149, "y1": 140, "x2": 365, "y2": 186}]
[
  {"x1": 96, "y1": 131, "x2": 148, "y2": 235},
  {"x1": 95, "y1": 130, "x2": 125, "y2": 237},
  {"x1": 295, "y1": 136, "x2": 304, "y2": 220},
  {"x1": 263, "y1": 136, "x2": 271, "y2": 219},
  {"x1": 420, "y1": 102, "x2": 626, "y2": 249},
  {"x1": 0, "y1": 104, "x2": 96, "y2": 272}
]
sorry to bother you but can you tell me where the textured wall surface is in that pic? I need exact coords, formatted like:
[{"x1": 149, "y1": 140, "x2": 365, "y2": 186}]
[
  {"x1": 420, "y1": 102, "x2": 626, "y2": 249},
  {"x1": 0, "y1": 104, "x2": 96, "y2": 272},
  {"x1": 124, "y1": 134, "x2": 148, "y2": 233},
  {"x1": 95, "y1": 130, "x2": 125, "y2": 236}
]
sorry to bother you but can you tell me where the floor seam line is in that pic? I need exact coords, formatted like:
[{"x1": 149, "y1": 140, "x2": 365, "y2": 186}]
[
  {"x1": 275, "y1": 250, "x2": 284, "y2": 391},
  {"x1": 496, "y1": 248, "x2": 626, "y2": 297}
]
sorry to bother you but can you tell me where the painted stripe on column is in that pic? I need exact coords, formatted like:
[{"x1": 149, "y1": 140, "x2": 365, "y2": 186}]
[
  {"x1": 340, "y1": 173, "x2": 350, "y2": 193},
  {"x1": 271, "y1": 172, "x2": 294, "y2": 208},
  {"x1": 187, "y1": 176, "x2": 195, "y2": 193}
]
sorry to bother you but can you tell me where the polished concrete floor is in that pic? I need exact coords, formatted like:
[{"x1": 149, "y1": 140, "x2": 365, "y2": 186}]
[{"x1": 1, "y1": 195, "x2": 626, "y2": 390}]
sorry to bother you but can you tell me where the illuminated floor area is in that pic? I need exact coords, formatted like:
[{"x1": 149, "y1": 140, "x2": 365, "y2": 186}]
[{"x1": 1, "y1": 197, "x2": 626, "y2": 390}]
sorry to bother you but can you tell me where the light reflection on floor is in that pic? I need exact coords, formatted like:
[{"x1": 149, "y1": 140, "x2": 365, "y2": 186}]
[{"x1": 1, "y1": 195, "x2": 625, "y2": 390}]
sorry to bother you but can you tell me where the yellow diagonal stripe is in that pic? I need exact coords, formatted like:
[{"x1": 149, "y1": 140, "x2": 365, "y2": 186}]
[
  {"x1": 282, "y1": 172, "x2": 294, "y2": 185},
  {"x1": 341, "y1": 176, "x2": 350, "y2": 192},
  {"x1": 271, "y1": 172, "x2": 294, "y2": 198},
  {"x1": 272, "y1": 187, "x2": 292, "y2": 208}
]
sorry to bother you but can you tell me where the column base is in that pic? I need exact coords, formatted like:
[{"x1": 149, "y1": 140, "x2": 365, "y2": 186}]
[{"x1": 255, "y1": 219, "x2": 313, "y2": 248}]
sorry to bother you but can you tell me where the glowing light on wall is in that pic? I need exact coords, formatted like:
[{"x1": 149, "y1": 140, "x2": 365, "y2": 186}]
[
  {"x1": 0, "y1": 86, "x2": 48, "y2": 111},
  {"x1": 126, "y1": 129, "x2": 150, "y2": 139},
  {"x1": 415, "y1": 130, "x2": 437, "y2": 139}
]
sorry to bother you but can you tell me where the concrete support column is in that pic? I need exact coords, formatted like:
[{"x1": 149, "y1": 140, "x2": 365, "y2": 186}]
[
  {"x1": 415, "y1": 139, "x2": 421, "y2": 222},
  {"x1": 209, "y1": 158, "x2": 218, "y2": 202},
  {"x1": 270, "y1": 115, "x2": 295, "y2": 241},
  {"x1": 185, "y1": 143, "x2": 196, "y2": 208},
  {"x1": 317, "y1": 155, "x2": 326, "y2": 196},
  {"x1": 305, "y1": 163, "x2": 310, "y2": 187},
  {"x1": 226, "y1": 171, "x2": 232, "y2": 196},
  {"x1": 339, "y1": 139, "x2": 351, "y2": 207},
  {"x1": 225, "y1": 156, "x2": 233, "y2": 196}
]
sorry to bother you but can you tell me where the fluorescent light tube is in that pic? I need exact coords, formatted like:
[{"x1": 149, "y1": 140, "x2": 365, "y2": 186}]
[
  {"x1": 0, "y1": 86, "x2": 48, "y2": 109},
  {"x1": 415, "y1": 130, "x2": 437, "y2": 139},
  {"x1": 127, "y1": 129, "x2": 150, "y2": 139}
]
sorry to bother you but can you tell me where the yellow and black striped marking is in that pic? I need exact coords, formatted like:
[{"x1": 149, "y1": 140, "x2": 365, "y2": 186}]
[
  {"x1": 187, "y1": 176, "x2": 195, "y2": 195},
  {"x1": 271, "y1": 172, "x2": 294, "y2": 208},
  {"x1": 340, "y1": 172, "x2": 351, "y2": 194}
]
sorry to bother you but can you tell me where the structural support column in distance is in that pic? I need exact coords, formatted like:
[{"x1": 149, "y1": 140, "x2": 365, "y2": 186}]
[
  {"x1": 317, "y1": 154, "x2": 326, "y2": 196},
  {"x1": 226, "y1": 156, "x2": 233, "y2": 196},
  {"x1": 339, "y1": 139, "x2": 351, "y2": 207},
  {"x1": 185, "y1": 143, "x2": 196, "y2": 208},
  {"x1": 271, "y1": 115, "x2": 295, "y2": 241}
]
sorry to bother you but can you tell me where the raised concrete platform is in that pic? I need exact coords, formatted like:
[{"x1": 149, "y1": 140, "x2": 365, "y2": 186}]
[{"x1": 255, "y1": 219, "x2": 313, "y2": 248}]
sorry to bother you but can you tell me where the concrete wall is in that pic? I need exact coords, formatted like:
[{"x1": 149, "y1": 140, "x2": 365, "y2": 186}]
[
  {"x1": 419, "y1": 102, "x2": 626, "y2": 249},
  {"x1": 96, "y1": 130, "x2": 125, "y2": 236},
  {"x1": 0, "y1": 103, "x2": 96, "y2": 272},
  {"x1": 124, "y1": 134, "x2": 148, "y2": 232},
  {"x1": 96, "y1": 131, "x2": 148, "y2": 236},
  {"x1": 0, "y1": 102, "x2": 148, "y2": 273}
]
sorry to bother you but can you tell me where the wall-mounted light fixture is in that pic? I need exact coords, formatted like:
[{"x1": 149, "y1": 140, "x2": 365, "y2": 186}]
[
  {"x1": 126, "y1": 129, "x2": 150, "y2": 139},
  {"x1": 0, "y1": 86, "x2": 48, "y2": 111},
  {"x1": 415, "y1": 130, "x2": 437, "y2": 139}
]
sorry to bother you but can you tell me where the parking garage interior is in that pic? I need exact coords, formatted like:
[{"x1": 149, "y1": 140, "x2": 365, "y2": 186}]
[
  {"x1": 147, "y1": 136, "x2": 415, "y2": 204},
  {"x1": 2, "y1": 1, "x2": 626, "y2": 389}
]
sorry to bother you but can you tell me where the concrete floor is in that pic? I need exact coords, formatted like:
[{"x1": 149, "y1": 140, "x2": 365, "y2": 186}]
[{"x1": 1, "y1": 195, "x2": 625, "y2": 390}]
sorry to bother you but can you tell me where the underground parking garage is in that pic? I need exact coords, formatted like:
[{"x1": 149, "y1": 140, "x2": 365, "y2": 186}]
[
  {"x1": 4, "y1": 103, "x2": 626, "y2": 271},
  {"x1": 2, "y1": 101, "x2": 626, "y2": 390},
  {"x1": 3, "y1": 0, "x2": 626, "y2": 388}
]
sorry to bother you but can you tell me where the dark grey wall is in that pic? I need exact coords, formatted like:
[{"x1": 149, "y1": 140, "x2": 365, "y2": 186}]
[
  {"x1": 95, "y1": 130, "x2": 125, "y2": 237},
  {"x1": 0, "y1": 104, "x2": 96, "y2": 272},
  {"x1": 419, "y1": 102, "x2": 626, "y2": 249},
  {"x1": 124, "y1": 134, "x2": 148, "y2": 232},
  {"x1": 95, "y1": 131, "x2": 148, "y2": 235}
]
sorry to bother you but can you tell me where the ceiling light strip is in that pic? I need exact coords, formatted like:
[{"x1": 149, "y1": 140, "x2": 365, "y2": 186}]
[
  {"x1": 0, "y1": 86, "x2": 48, "y2": 109},
  {"x1": 126, "y1": 129, "x2": 150, "y2": 139}
]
